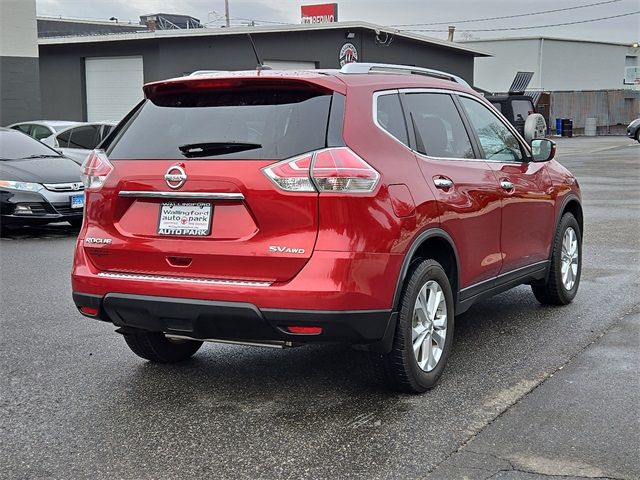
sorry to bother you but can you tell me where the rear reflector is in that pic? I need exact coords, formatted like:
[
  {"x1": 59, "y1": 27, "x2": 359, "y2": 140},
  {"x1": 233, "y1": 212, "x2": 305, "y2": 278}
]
[
  {"x1": 262, "y1": 147, "x2": 379, "y2": 194},
  {"x1": 79, "y1": 307, "x2": 98, "y2": 316},
  {"x1": 81, "y1": 149, "x2": 113, "y2": 191},
  {"x1": 286, "y1": 326, "x2": 323, "y2": 335}
]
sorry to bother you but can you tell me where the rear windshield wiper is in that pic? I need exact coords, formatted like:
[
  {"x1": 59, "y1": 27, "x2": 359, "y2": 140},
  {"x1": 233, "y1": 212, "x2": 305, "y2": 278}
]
[
  {"x1": 178, "y1": 142, "x2": 262, "y2": 158},
  {"x1": 20, "y1": 154, "x2": 63, "y2": 159}
]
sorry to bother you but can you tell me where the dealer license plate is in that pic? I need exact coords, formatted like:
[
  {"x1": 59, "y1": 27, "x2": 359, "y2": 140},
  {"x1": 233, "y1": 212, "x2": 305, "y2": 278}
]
[
  {"x1": 157, "y1": 202, "x2": 212, "y2": 236},
  {"x1": 70, "y1": 194, "x2": 84, "y2": 209}
]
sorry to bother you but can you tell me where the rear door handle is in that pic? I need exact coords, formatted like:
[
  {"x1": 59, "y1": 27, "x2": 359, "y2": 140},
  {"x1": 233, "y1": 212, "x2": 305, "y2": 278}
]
[
  {"x1": 434, "y1": 178, "x2": 454, "y2": 190},
  {"x1": 500, "y1": 180, "x2": 514, "y2": 191}
]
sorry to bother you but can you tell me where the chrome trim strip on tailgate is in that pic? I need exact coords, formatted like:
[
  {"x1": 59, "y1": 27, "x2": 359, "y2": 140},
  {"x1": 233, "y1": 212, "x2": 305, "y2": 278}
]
[
  {"x1": 118, "y1": 191, "x2": 244, "y2": 200},
  {"x1": 97, "y1": 271, "x2": 271, "y2": 287}
]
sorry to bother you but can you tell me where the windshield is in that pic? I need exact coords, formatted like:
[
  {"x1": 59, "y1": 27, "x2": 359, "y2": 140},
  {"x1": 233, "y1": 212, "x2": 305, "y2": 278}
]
[
  {"x1": 108, "y1": 88, "x2": 332, "y2": 160},
  {"x1": 0, "y1": 130, "x2": 62, "y2": 160}
]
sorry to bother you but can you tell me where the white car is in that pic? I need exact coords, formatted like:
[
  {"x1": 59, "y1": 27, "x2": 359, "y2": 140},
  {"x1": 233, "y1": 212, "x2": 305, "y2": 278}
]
[
  {"x1": 42, "y1": 122, "x2": 116, "y2": 164},
  {"x1": 7, "y1": 120, "x2": 82, "y2": 142}
]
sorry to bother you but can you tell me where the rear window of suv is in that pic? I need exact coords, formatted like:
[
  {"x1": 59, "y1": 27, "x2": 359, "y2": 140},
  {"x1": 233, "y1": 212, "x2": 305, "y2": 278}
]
[{"x1": 108, "y1": 87, "x2": 332, "y2": 161}]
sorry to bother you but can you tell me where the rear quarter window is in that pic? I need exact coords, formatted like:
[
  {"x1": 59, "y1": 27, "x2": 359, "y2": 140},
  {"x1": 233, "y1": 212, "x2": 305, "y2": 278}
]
[
  {"x1": 376, "y1": 93, "x2": 409, "y2": 146},
  {"x1": 108, "y1": 88, "x2": 333, "y2": 160}
]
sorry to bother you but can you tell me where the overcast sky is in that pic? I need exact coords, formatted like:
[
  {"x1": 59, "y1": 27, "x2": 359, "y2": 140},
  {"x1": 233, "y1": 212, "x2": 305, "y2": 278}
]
[{"x1": 36, "y1": 0, "x2": 640, "y2": 43}]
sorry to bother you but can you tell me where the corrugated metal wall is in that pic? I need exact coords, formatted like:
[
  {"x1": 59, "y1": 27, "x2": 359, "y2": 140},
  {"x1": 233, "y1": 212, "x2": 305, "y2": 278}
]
[{"x1": 550, "y1": 90, "x2": 640, "y2": 134}]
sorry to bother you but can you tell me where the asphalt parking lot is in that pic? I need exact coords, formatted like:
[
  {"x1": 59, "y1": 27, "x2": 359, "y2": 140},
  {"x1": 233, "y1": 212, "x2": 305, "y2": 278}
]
[{"x1": 1, "y1": 136, "x2": 638, "y2": 479}]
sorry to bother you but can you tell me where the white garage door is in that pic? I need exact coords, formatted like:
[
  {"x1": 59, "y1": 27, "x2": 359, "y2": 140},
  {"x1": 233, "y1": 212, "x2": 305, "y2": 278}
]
[
  {"x1": 263, "y1": 60, "x2": 317, "y2": 70},
  {"x1": 85, "y1": 56, "x2": 144, "y2": 122}
]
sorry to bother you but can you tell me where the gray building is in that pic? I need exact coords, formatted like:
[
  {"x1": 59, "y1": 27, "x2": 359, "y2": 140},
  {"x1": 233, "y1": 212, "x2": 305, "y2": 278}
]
[
  {"x1": 37, "y1": 22, "x2": 487, "y2": 122},
  {"x1": 1, "y1": 0, "x2": 41, "y2": 126},
  {"x1": 37, "y1": 17, "x2": 147, "y2": 39},
  {"x1": 1, "y1": 5, "x2": 488, "y2": 125}
]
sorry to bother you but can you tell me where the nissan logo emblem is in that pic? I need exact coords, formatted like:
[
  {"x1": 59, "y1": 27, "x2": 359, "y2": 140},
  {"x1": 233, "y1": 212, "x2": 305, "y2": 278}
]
[{"x1": 164, "y1": 165, "x2": 187, "y2": 189}]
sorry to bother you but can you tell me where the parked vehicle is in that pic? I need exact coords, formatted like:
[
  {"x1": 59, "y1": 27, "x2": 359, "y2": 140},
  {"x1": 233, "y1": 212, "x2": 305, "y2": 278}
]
[
  {"x1": 627, "y1": 117, "x2": 640, "y2": 142},
  {"x1": 484, "y1": 94, "x2": 537, "y2": 137},
  {"x1": 42, "y1": 122, "x2": 116, "y2": 164},
  {"x1": 7, "y1": 120, "x2": 82, "y2": 141},
  {"x1": 0, "y1": 128, "x2": 84, "y2": 229},
  {"x1": 71, "y1": 64, "x2": 583, "y2": 392}
]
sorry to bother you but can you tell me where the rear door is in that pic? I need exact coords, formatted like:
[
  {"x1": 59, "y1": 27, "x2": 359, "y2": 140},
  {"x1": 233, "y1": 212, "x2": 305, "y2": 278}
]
[
  {"x1": 458, "y1": 95, "x2": 555, "y2": 273},
  {"x1": 402, "y1": 91, "x2": 504, "y2": 289},
  {"x1": 85, "y1": 80, "x2": 337, "y2": 283}
]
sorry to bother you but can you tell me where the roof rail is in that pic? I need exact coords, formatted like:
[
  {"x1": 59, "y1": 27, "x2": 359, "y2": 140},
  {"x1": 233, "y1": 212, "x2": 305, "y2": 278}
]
[
  {"x1": 339, "y1": 63, "x2": 470, "y2": 88},
  {"x1": 189, "y1": 70, "x2": 228, "y2": 76}
]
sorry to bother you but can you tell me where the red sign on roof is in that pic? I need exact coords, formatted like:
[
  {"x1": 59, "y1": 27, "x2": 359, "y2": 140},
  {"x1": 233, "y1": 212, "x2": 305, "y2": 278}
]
[{"x1": 301, "y1": 3, "x2": 338, "y2": 24}]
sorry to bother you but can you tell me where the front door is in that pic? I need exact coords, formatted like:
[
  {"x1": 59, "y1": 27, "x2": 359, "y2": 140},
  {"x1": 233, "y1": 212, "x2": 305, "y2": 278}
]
[{"x1": 458, "y1": 96, "x2": 555, "y2": 273}]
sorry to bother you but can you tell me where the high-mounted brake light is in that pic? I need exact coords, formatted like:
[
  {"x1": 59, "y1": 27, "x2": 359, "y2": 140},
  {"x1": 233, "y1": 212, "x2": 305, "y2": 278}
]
[
  {"x1": 262, "y1": 148, "x2": 379, "y2": 194},
  {"x1": 81, "y1": 149, "x2": 114, "y2": 191}
]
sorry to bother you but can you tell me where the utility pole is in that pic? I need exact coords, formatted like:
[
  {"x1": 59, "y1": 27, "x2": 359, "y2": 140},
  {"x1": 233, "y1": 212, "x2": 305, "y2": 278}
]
[{"x1": 224, "y1": 0, "x2": 230, "y2": 27}]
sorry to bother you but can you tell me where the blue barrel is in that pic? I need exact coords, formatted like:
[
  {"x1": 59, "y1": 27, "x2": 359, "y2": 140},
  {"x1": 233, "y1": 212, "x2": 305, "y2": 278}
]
[{"x1": 555, "y1": 118, "x2": 563, "y2": 136}]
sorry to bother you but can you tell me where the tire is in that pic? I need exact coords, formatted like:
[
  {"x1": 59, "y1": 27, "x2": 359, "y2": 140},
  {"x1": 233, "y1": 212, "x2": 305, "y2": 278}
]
[
  {"x1": 532, "y1": 213, "x2": 582, "y2": 305},
  {"x1": 68, "y1": 218, "x2": 83, "y2": 228},
  {"x1": 373, "y1": 259, "x2": 455, "y2": 393},
  {"x1": 636, "y1": 130, "x2": 640, "y2": 143},
  {"x1": 122, "y1": 329, "x2": 203, "y2": 363}
]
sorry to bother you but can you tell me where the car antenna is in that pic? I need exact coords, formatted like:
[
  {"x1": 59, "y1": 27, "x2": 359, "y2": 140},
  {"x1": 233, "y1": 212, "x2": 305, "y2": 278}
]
[{"x1": 247, "y1": 33, "x2": 271, "y2": 72}]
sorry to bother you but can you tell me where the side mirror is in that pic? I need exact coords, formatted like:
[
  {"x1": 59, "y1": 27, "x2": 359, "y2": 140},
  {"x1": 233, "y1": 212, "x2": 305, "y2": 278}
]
[{"x1": 531, "y1": 138, "x2": 556, "y2": 162}]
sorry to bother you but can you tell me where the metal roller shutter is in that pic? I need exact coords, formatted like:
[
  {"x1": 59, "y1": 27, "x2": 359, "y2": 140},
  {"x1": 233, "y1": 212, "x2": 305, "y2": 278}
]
[{"x1": 85, "y1": 56, "x2": 144, "y2": 122}]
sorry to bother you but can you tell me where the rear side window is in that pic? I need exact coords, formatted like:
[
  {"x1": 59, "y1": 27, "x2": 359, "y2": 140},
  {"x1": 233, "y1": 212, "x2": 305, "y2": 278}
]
[
  {"x1": 108, "y1": 88, "x2": 333, "y2": 160},
  {"x1": 56, "y1": 129, "x2": 72, "y2": 148},
  {"x1": 12, "y1": 124, "x2": 32, "y2": 135},
  {"x1": 32, "y1": 125, "x2": 53, "y2": 140},
  {"x1": 404, "y1": 93, "x2": 474, "y2": 159},
  {"x1": 511, "y1": 99, "x2": 534, "y2": 122},
  {"x1": 66, "y1": 125, "x2": 100, "y2": 149},
  {"x1": 376, "y1": 93, "x2": 408, "y2": 146}
]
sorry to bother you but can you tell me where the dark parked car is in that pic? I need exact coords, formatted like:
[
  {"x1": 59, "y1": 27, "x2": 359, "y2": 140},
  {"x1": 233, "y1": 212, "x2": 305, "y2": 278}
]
[
  {"x1": 627, "y1": 118, "x2": 640, "y2": 142},
  {"x1": 72, "y1": 64, "x2": 582, "y2": 393},
  {"x1": 484, "y1": 94, "x2": 537, "y2": 137},
  {"x1": 0, "y1": 128, "x2": 84, "y2": 230}
]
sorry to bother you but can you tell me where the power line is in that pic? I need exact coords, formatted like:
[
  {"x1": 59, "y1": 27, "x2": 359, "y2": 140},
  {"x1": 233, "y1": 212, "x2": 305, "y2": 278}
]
[
  {"x1": 403, "y1": 10, "x2": 640, "y2": 32},
  {"x1": 391, "y1": 0, "x2": 624, "y2": 27}
]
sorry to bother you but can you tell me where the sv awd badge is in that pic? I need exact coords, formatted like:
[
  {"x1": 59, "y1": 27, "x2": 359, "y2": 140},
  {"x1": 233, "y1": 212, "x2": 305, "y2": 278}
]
[{"x1": 269, "y1": 246, "x2": 306, "y2": 254}]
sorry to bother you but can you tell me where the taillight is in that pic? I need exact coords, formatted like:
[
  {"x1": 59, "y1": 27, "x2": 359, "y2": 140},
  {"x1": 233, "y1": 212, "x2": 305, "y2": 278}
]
[
  {"x1": 81, "y1": 149, "x2": 113, "y2": 191},
  {"x1": 262, "y1": 153, "x2": 315, "y2": 192},
  {"x1": 262, "y1": 148, "x2": 379, "y2": 194},
  {"x1": 311, "y1": 147, "x2": 379, "y2": 193}
]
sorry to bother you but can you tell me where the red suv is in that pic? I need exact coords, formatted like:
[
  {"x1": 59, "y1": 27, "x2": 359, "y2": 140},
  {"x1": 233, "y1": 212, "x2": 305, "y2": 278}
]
[{"x1": 72, "y1": 63, "x2": 582, "y2": 392}]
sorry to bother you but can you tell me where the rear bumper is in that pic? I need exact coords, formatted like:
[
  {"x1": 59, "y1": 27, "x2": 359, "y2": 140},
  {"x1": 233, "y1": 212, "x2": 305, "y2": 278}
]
[{"x1": 73, "y1": 292, "x2": 394, "y2": 345}]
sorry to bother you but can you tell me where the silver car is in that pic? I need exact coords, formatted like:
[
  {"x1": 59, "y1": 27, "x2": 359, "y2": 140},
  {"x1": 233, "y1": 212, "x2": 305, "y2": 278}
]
[
  {"x1": 6, "y1": 120, "x2": 82, "y2": 141},
  {"x1": 42, "y1": 122, "x2": 116, "y2": 164}
]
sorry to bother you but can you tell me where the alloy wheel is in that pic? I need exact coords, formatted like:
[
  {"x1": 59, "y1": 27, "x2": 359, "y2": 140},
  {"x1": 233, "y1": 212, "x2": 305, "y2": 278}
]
[
  {"x1": 561, "y1": 226, "x2": 579, "y2": 290},
  {"x1": 412, "y1": 280, "x2": 448, "y2": 372}
]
